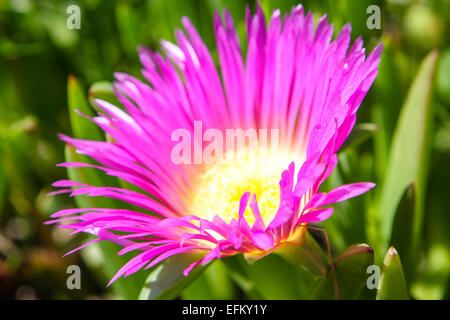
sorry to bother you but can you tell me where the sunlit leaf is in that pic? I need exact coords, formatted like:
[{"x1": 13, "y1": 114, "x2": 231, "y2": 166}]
[
  {"x1": 67, "y1": 75, "x2": 103, "y2": 141},
  {"x1": 139, "y1": 253, "x2": 208, "y2": 300},
  {"x1": 376, "y1": 247, "x2": 409, "y2": 300},
  {"x1": 368, "y1": 51, "x2": 438, "y2": 264},
  {"x1": 182, "y1": 259, "x2": 236, "y2": 299},
  {"x1": 436, "y1": 49, "x2": 450, "y2": 105},
  {"x1": 371, "y1": 37, "x2": 402, "y2": 179},
  {"x1": 228, "y1": 230, "x2": 326, "y2": 300},
  {"x1": 221, "y1": 255, "x2": 264, "y2": 299},
  {"x1": 390, "y1": 184, "x2": 415, "y2": 285},
  {"x1": 276, "y1": 230, "x2": 329, "y2": 278},
  {"x1": 243, "y1": 253, "x2": 306, "y2": 299}
]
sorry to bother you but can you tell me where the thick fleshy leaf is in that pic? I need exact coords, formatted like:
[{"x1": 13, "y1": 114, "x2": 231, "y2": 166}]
[
  {"x1": 242, "y1": 253, "x2": 308, "y2": 300},
  {"x1": 311, "y1": 244, "x2": 374, "y2": 300},
  {"x1": 181, "y1": 273, "x2": 214, "y2": 300},
  {"x1": 68, "y1": 76, "x2": 103, "y2": 141},
  {"x1": 390, "y1": 184, "x2": 415, "y2": 285},
  {"x1": 182, "y1": 259, "x2": 236, "y2": 299},
  {"x1": 368, "y1": 51, "x2": 438, "y2": 263},
  {"x1": 221, "y1": 255, "x2": 264, "y2": 299},
  {"x1": 139, "y1": 253, "x2": 207, "y2": 300},
  {"x1": 371, "y1": 38, "x2": 402, "y2": 180},
  {"x1": 276, "y1": 231, "x2": 329, "y2": 278},
  {"x1": 376, "y1": 247, "x2": 409, "y2": 300},
  {"x1": 436, "y1": 49, "x2": 450, "y2": 105},
  {"x1": 226, "y1": 234, "x2": 315, "y2": 300}
]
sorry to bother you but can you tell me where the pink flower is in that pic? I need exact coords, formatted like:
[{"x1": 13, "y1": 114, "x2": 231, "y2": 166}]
[{"x1": 48, "y1": 3, "x2": 382, "y2": 285}]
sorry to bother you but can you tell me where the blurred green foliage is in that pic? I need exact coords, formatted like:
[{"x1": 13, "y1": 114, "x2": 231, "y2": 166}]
[{"x1": 0, "y1": 0, "x2": 449, "y2": 299}]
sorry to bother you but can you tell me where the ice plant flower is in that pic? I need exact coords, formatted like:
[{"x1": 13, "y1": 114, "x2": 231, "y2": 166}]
[{"x1": 48, "y1": 3, "x2": 382, "y2": 285}]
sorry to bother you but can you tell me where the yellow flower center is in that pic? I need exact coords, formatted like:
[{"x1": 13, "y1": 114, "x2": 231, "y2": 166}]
[{"x1": 189, "y1": 147, "x2": 303, "y2": 226}]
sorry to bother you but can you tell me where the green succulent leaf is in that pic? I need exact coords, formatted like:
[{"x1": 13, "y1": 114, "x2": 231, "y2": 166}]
[
  {"x1": 242, "y1": 253, "x2": 307, "y2": 299},
  {"x1": 221, "y1": 255, "x2": 264, "y2": 299},
  {"x1": 436, "y1": 49, "x2": 450, "y2": 105},
  {"x1": 311, "y1": 244, "x2": 374, "y2": 300},
  {"x1": 390, "y1": 184, "x2": 415, "y2": 285},
  {"x1": 376, "y1": 247, "x2": 410, "y2": 300},
  {"x1": 368, "y1": 51, "x2": 438, "y2": 264},
  {"x1": 226, "y1": 231, "x2": 330, "y2": 300},
  {"x1": 222, "y1": 249, "x2": 313, "y2": 300},
  {"x1": 183, "y1": 259, "x2": 236, "y2": 299},
  {"x1": 276, "y1": 231, "x2": 329, "y2": 278},
  {"x1": 68, "y1": 75, "x2": 103, "y2": 141},
  {"x1": 371, "y1": 37, "x2": 402, "y2": 179},
  {"x1": 139, "y1": 253, "x2": 208, "y2": 300}
]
